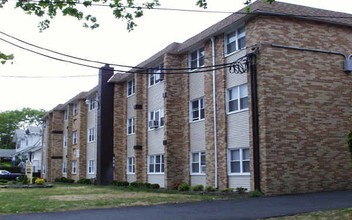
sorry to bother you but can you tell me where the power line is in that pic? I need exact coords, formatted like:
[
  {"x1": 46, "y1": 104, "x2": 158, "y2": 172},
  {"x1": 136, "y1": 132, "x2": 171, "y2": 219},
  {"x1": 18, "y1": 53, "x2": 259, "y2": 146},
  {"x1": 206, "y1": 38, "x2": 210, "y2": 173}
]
[{"x1": 0, "y1": 74, "x2": 98, "y2": 78}]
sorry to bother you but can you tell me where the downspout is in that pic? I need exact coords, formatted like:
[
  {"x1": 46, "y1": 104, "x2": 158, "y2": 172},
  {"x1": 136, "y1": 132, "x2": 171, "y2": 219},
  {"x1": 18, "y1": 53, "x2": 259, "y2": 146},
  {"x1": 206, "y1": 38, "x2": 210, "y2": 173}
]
[{"x1": 211, "y1": 37, "x2": 218, "y2": 189}]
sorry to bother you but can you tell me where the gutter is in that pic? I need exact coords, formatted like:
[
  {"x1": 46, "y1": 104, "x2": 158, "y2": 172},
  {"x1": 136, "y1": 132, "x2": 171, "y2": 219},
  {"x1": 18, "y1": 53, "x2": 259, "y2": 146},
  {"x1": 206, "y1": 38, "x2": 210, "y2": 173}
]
[{"x1": 211, "y1": 37, "x2": 218, "y2": 189}]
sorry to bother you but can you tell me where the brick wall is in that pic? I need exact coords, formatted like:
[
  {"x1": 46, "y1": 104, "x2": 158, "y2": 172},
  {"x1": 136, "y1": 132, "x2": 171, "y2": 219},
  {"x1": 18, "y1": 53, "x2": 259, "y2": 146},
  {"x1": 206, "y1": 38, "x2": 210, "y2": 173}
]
[
  {"x1": 246, "y1": 16, "x2": 352, "y2": 195},
  {"x1": 66, "y1": 104, "x2": 73, "y2": 179},
  {"x1": 78, "y1": 100, "x2": 88, "y2": 179},
  {"x1": 164, "y1": 53, "x2": 190, "y2": 188}
]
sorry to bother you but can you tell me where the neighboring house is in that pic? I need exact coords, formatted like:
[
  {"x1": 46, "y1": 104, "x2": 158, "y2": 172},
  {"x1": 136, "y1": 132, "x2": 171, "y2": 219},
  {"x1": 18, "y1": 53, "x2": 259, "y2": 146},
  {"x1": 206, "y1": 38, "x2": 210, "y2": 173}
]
[
  {"x1": 0, "y1": 149, "x2": 15, "y2": 162},
  {"x1": 12, "y1": 127, "x2": 42, "y2": 172},
  {"x1": 41, "y1": 87, "x2": 98, "y2": 182},
  {"x1": 42, "y1": 0, "x2": 352, "y2": 196}
]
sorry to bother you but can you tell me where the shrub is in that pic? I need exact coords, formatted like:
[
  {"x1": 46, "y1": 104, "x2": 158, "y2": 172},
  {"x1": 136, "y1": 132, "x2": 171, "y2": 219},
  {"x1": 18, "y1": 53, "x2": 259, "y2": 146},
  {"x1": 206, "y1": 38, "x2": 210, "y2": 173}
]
[
  {"x1": 178, "y1": 183, "x2": 190, "y2": 192},
  {"x1": 0, "y1": 179, "x2": 8, "y2": 183},
  {"x1": 236, "y1": 187, "x2": 247, "y2": 194},
  {"x1": 220, "y1": 188, "x2": 234, "y2": 193},
  {"x1": 35, "y1": 178, "x2": 45, "y2": 185},
  {"x1": 205, "y1": 186, "x2": 216, "y2": 192},
  {"x1": 77, "y1": 178, "x2": 92, "y2": 185},
  {"x1": 129, "y1": 182, "x2": 152, "y2": 188},
  {"x1": 173, "y1": 183, "x2": 181, "y2": 190},
  {"x1": 111, "y1": 180, "x2": 129, "y2": 187},
  {"x1": 55, "y1": 177, "x2": 75, "y2": 183},
  {"x1": 249, "y1": 190, "x2": 262, "y2": 197},
  {"x1": 7, "y1": 181, "x2": 16, "y2": 185},
  {"x1": 0, "y1": 166, "x2": 22, "y2": 173},
  {"x1": 32, "y1": 177, "x2": 38, "y2": 184},
  {"x1": 18, "y1": 175, "x2": 29, "y2": 184},
  {"x1": 191, "y1": 185, "x2": 204, "y2": 192},
  {"x1": 149, "y1": 184, "x2": 160, "y2": 189},
  {"x1": 130, "y1": 182, "x2": 138, "y2": 187}
]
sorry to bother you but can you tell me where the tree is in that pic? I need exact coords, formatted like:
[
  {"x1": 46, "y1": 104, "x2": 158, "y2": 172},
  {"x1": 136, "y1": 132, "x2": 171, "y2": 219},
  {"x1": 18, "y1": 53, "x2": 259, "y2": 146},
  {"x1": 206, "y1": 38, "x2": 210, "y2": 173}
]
[
  {"x1": 348, "y1": 128, "x2": 352, "y2": 159},
  {"x1": 0, "y1": 108, "x2": 45, "y2": 149},
  {"x1": 0, "y1": 0, "x2": 274, "y2": 64}
]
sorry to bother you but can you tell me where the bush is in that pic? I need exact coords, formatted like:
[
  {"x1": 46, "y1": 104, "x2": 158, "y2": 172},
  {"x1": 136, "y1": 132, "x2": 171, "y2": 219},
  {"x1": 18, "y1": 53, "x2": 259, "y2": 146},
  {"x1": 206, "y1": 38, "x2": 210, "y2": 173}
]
[
  {"x1": 173, "y1": 183, "x2": 181, "y2": 190},
  {"x1": 236, "y1": 187, "x2": 247, "y2": 194},
  {"x1": 220, "y1": 188, "x2": 234, "y2": 193},
  {"x1": 178, "y1": 183, "x2": 190, "y2": 192},
  {"x1": 55, "y1": 177, "x2": 75, "y2": 183},
  {"x1": 130, "y1": 182, "x2": 138, "y2": 187},
  {"x1": 249, "y1": 190, "x2": 261, "y2": 197},
  {"x1": 129, "y1": 182, "x2": 152, "y2": 188},
  {"x1": 0, "y1": 179, "x2": 8, "y2": 183},
  {"x1": 149, "y1": 184, "x2": 160, "y2": 189},
  {"x1": 205, "y1": 186, "x2": 216, "y2": 192},
  {"x1": 191, "y1": 185, "x2": 204, "y2": 192},
  {"x1": 32, "y1": 177, "x2": 38, "y2": 184},
  {"x1": 77, "y1": 178, "x2": 92, "y2": 185},
  {"x1": 0, "y1": 166, "x2": 22, "y2": 173},
  {"x1": 111, "y1": 180, "x2": 129, "y2": 187},
  {"x1": 18, "y1": 175, "x2": 29, "y2": 184},
  {"x1": 35, "y1": 178, "x2": 45, "y2": 185}
]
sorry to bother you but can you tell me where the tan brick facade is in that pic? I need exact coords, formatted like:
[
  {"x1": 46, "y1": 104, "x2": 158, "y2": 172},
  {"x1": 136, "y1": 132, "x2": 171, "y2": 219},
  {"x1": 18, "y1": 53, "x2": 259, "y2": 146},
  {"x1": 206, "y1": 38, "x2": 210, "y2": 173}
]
[{"x1": 246, "y1": 16, "x2": 352, "y2": 195}]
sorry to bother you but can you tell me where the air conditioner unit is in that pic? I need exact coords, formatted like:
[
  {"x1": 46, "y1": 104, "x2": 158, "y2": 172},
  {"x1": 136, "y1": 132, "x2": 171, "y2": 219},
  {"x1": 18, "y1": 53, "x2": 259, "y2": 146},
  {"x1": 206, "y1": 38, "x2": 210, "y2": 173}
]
[{"x1": 148, "y1": 120, "x2": 159, "y2": 129}]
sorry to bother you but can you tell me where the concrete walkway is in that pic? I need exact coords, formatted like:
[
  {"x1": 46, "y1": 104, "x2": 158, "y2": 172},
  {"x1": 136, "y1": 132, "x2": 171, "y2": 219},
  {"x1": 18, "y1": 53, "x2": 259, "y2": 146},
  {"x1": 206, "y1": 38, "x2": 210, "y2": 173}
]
[{"x1": 3, "y1": 190, "x2": 352, "y2": 220}]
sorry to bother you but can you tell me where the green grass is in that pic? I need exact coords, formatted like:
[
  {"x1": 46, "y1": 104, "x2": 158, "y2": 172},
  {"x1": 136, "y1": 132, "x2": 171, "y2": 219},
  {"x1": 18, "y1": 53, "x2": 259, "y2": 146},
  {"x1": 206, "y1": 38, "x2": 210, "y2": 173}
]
[
  {"x1": 0, "y1": 161, "x2": 11, "y2": 167},
  {"x1": 267, "y1": 208, "x2": 352, "y2": 220},
  {"x1": 0, "y1": 184, "x2": 221, "y2": 215}
]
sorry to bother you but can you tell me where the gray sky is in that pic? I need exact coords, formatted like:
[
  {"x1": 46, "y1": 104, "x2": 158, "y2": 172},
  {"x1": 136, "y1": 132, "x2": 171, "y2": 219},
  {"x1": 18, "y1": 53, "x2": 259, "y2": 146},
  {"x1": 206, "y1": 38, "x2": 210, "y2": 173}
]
[{"x1": 0, "y1": 0, "x2": 351, "y2": 112}]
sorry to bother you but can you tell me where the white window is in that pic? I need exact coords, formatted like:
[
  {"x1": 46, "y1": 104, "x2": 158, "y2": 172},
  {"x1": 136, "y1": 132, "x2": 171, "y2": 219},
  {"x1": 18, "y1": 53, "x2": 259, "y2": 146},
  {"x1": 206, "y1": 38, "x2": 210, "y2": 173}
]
[
  {"x1": 149, "y1": 64, "x2": 164, "y2": 87},
  {"x1": 189, "y1": 47, "x2": 205, "y2": 71},
  {"x1": 73, "y1": 103, "x2": 78, "y2": 115},
  {"x1": 228, "y1": 148, "x2": 250, "y2": 174},
  {"x1": 190, "y1": 98, "x2": 205, "y2": 122},
  {"x1": 127, "y1": 117, "x2": 135, "y2": 135},
  {"x1": 62, "y1": 162, "x2": 67, "y2": 174},
  {"x1": 88, "y1": 99, "x2": 95, "y2": 111},
  {"x1": 227, "y1": 84, "x2": 248, "y2": 113},
  {"x1": 127, "y1": 157, "x2": 135, "y2": 174},
  {"x1": 148, "y1": 154, "x2": 164, "y2": 174},
  {"x1": 43, "y1": 165, "x2": 45, "y2": 174},
  {"x1": 64, "y1": 110, "x2": 68, "y2": 121},
  {"x1": 191, "y1": 152, "x2": 206, "y2": 174},
  {"x1": 88, "y1": 127, "x2": 95, "y2": 142},
  {"x1": 72, "y1": 161, "x2": 77, "y2": 174},
  {"x1": 225, "y1": 26, "x2": 246, "y2": 55},
  {"x1": 63, "y1": 135, "x2": 67, "y2": 148},
  {"x1": 127, "y1": 78, "x2": 135, "y2": 97},
  {"x1": 88, "y1": 160, "x2": 95, "y2": 174},
  {"x1": 72, "y1": 131, "x2": 77, "y2": 145},
  {"x1": 148, "y1": 109, "x2": 164, "y2": 130}
]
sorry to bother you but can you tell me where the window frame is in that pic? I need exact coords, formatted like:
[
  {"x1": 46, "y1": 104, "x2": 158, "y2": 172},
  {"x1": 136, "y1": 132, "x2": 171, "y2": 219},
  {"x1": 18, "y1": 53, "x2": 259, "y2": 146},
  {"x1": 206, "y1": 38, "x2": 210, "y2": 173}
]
[
  {"x1": 127, "y1": 78, "x2": 136, "y2": 97},
  {"x1": 127, "y1": 157, "x2": 135, "y2": 174},
  {"x1": 190, "y1": 97, "x2": 205, "y2": 122},
  {"x1": 63, "y1": 135, "x2": 67, "y2": 148},
  {"x1": 148, "y1": 154, "x2": 164, "y2": 174},
  {"x1": 148, "y1": 64, "x2": 164, "y2": 87},
  {"x1": 190, "y1": 151, "x2": 206, "y2": 175},
  {"x1": 148, "y1": 108, "x2": 164, "y2": 130},
  {"x1": 228, "y1": 148, "x2": 250, "y2": 175},
  {"x1": 73, "y1": 103, "x2": 78, "y2": 115},
  {"x1": 72, "y1": 131, "x2": 77, "y2": 145},
  {"x1": 62, "y1": 161, "x2": 67, "y2": 174},
  {"x1": 225, "y1": 26, "x2": 246, "y2": 56},
  {"x1": 88, "y1": 160, "x2": 95, "y2": 174},
  {"x1": 64, "y1": 109, "x2": 68, "y2": 121},
  {"x1": 227, "y1": 83, "x2": 248, "y2": 114},
  {"x1": 127, "y1": 117, "x2": 135, "y2": 135},
  {"x1": 72, "y1": 161, "x2": 77, "y2": 174},
  {"x1": 88, "y1": 99, "x2": 95, "y2": 111},
  {"x1": 87, "y1": 127, "x2": 95, "y2": 143},
  {"x1": 189, "y1": 47, "x2": 205, "y2": 71}
]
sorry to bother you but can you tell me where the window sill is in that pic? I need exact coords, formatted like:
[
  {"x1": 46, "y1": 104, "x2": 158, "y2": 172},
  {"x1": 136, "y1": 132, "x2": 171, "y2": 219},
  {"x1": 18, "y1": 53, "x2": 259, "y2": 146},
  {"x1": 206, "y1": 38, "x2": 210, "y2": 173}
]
[
  {"x1": 189, "y1": 118, "x2": 205, "y2": 124},
  {"x1": 127, "y1": 133, "x2": 135, "y2": 136},
  {"x1": 148, "y1": 80, "x2": 163, "y2": 89},
  {"x1": 224, "y1": 48, "x2": 246, "y2": 58},
  {"x1": 88, "y1": 172, "x2": 95, "y2": 175},
  {"x1": 127, "y1": 172, "x2": 135, "y2": 175},
  {"x1": 87, "y1": 141, "x2": 96, "y2": 143},
  {"x1": 127, "y1": 93, "x2": 135, "y2": 98},
  {"x1": 227, "y1": 108, "x2": 249, "y2": 116},
  {"x1": 189, "y1": 66, "x2": 205, "y2": 73},
  {"x1": 147, "y1": 173, "x2": 165, "y2": 175},
  {"x1": 228, "y1": 173, "x2": 250, "y2": 176},
  {"x1": 148, "y1": 126, "x2": 164, "y2": 132},
  {"x1": 190, "y1": 173, "x2": 206, "y2": 176}
]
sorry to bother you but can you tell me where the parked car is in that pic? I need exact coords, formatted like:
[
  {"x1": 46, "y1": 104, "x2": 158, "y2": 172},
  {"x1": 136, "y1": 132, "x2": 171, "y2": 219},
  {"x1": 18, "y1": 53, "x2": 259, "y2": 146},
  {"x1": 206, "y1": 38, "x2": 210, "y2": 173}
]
[{"x1": 0, "y1": 170, "x2": 23, "y2": 180}]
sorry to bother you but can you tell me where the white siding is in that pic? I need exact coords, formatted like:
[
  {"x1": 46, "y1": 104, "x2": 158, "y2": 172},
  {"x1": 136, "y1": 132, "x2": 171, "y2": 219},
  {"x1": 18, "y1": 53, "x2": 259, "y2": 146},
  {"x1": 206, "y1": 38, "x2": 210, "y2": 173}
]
[
  {"x1": 148, "y1": 82, "x2": 164, "y2": 110},
  {"x1": 190, "y1": 121, "x2": 205, "y2": 152},
  {"x1": 189, "y1": 73, "x2": 204, "y2": 101},
  {"x1": 86, "y1": 100, "x2": 97, "y2": 179},
  {"x1": 148, "y1": 128, "x2": 164, "y2": 155},
  {"x1": 190, "y1": 175, "x2": 206, "y2": 187},
  {"x1": 127, "y1": 174, "x2": 136, "y2": 183},
  {"x1": 226, "y1": 50, "x2": 247, "y2": 89},
  {"x1": 148, "y1": 174, "x2": 164, "y2": 188},
  {"x1": 127, "y1": 135, "x2": 135, "y2": 157},
  {"x1": 228, "y1": 176, "x2": 251, "y2": 190},
  {"x1": 227, "y1": 111, "x2": 250, "y2": 148},
  {"x1": 127, "y1": 95, "x2": 136, "y2": 118}
]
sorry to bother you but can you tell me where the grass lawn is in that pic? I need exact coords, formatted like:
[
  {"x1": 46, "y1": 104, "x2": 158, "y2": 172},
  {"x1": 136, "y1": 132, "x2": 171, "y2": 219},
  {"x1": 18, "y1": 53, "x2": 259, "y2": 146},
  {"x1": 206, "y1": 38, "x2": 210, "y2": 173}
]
[
  {"x1": 0, "y1": 184, "x2": 222, "y2": 215},
  {"x1": 268, "y1": 208, "x2": 352, "y2": 220}
]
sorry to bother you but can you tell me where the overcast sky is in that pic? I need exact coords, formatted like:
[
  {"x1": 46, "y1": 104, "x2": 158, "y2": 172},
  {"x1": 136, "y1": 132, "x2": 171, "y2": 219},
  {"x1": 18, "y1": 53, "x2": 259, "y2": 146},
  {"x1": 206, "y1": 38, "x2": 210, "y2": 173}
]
[{"x1": 0, "y1": 0, "x2": 351, "y2": 112}]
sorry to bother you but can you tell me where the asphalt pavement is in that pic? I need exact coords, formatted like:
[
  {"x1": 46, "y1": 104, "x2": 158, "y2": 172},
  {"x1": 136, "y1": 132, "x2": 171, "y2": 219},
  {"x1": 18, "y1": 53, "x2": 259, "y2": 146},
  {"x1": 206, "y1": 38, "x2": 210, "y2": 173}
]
[{"x1": 2, "y1": 190, "x2": 352, "y2": 220}]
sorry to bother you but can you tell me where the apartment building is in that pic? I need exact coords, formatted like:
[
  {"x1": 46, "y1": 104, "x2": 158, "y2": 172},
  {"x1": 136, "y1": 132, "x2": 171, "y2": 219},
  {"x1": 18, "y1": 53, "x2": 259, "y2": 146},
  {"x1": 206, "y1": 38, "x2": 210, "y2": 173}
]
[
  {"x1": 41, "y1": 87, "x2": 98, "y2": 182},
  {"x1": 42, "y1": 0, "x2": 352, "y2": 195}
]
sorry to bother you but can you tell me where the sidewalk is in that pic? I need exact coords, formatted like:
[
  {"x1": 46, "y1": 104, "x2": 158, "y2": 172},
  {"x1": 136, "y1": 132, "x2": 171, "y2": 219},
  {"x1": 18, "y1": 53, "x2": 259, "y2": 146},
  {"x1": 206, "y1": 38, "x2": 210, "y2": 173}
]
[{"x1": 3, "y1": 190, "x2": 352, "y2": 220}]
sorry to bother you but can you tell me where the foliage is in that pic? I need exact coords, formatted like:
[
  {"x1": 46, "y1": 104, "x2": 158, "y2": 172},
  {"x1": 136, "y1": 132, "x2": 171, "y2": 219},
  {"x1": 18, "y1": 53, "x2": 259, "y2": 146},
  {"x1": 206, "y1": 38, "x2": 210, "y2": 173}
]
[
  {"x1": 348, "y1": 128, "x2": 352, "y2": 159},
  {"x1": 111, "y1": 180, "x2": 129, "y2": 187},
  {"x1": 54, "y1": 177, "x2": 75, "y2": 183},
  {"x1": 77, "y1": 178, "x2": 92, "y2": 184},
  {"x1": 249, "y1": 189, "x2": 261, "y2": 197},
  {"x1": 18, "y1": 175, "x2": 29, "y2": 184},
  {"x1": 0, "y1": 179, "x2": 8, "y2": 183},
  {"x1": 149, "y1": 183, "x2": 160, "y2": 189},
  {"x1": 220, "y1": 188, "x2": 234, "y2": 193},
  {"x1": 0, "y1": 52, "x2": 14, "y2": 65},
  {"x1": 205, "y1": 186, "x2": 216, "y2": 192},
  {"x1": 0, "y1": 108, "x2": 46, "y2": 149},
  {"x1": 236, "y1": 187, "x2": 247, "y2": 194},
  {"x1": 191, "y1": 184, "x2": 204, "y2": 191},
  {"x1": 35, "y1": 178, "x2": 45, "y2": 185},
  {"x1": 32, "y1": 177, "x2": 37, "y2": 184},
  {"x1": 178, "y1": 183, "x2": 190, "y2": 192}
]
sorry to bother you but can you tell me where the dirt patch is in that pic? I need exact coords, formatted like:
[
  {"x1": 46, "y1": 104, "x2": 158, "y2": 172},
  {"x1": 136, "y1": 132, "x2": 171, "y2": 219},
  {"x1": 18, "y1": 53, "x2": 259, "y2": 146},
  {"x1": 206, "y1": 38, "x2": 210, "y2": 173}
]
[{"x1": 48, "y1": 192, "x2": 173, "y2": 201}]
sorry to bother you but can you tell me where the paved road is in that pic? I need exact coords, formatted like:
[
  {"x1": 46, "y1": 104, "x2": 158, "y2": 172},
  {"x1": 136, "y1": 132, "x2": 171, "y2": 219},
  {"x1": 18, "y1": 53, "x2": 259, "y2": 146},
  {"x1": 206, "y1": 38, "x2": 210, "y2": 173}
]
[{"x1": 3, "y1": 190, "x2": 352, "y2": 220}]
